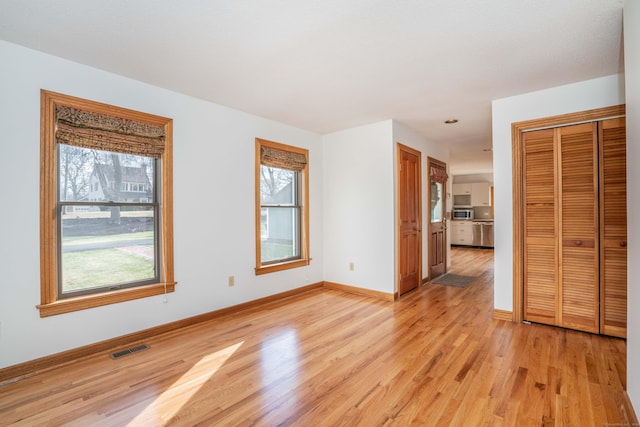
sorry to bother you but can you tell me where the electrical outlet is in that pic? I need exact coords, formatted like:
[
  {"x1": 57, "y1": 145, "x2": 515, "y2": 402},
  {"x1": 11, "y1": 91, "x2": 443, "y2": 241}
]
[
  {"x1": 349, "y1": 262, "x2": 355, "y2": 271},
  {"x1": 228, "y1": 276, "x2": 235, "y2": 287}
]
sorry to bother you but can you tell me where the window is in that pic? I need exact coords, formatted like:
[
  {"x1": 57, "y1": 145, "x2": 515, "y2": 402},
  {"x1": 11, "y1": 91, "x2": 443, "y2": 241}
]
[
  {"x1": 255, "y1": 138, "x2": 310, "y2": 275},
  {"x1": 39, "y1": 90, "x2": 175, "y2": 317}
]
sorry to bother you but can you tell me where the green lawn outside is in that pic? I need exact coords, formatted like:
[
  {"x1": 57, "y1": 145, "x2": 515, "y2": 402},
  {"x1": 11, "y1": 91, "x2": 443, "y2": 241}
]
[
  {"x1": 62, "y1": 247, "x2": 155, "y2": 291},
  {"x1": 261, "y1": 241, "x2": 295, "y2": 263},
  {"x1": 63, "y1": 231, "x2": 153, "y2": 246}
]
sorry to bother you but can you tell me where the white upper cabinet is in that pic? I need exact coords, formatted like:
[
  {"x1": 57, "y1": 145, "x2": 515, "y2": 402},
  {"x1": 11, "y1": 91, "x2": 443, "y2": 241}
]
[
  {"x1": 452, "y1": 183, "x2": 472, "y2": 195},
  {"x1": 471, "y1": 182, "x2": 491, "y2": 206}
]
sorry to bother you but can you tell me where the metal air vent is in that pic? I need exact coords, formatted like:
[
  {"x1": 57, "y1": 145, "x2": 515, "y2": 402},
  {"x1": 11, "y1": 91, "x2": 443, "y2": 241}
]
[{"x1": 110, "y1": 344, "x2": 149, "y2": 359}]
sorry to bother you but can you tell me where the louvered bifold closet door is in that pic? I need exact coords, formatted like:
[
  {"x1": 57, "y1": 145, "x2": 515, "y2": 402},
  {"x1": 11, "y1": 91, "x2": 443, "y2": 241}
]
[
  {"x1": 523, "y1": 129, "x2": 558, "y2": 326},
  {"x1": 558, "y1": 123, "x2": 599, "y2": 333},
  {"x1": 600, "y1": 118, "x2": 627, "y2": 338}
]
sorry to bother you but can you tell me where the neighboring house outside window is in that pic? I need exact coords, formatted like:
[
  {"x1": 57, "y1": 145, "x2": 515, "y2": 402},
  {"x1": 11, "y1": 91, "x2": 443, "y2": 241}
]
[
  {"x1": 260, "y1": 209, "x2": 269, "y2": 239},
  {"x1": 255, "y1": 138, "x2": 310, "y2": 275},
  {"x1": 39, "y1": 90, "x2": 175, "y2": 317},
  {"x1": 88, "y1": 164, "x2": 153, "y2": 203}
]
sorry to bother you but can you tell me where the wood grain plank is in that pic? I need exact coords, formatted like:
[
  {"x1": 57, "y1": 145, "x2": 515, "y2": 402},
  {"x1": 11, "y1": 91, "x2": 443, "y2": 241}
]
[
  {"x1": 600, "y1": 117, "x2": 628, "y2": 337},
  {"x1": 0, "y1": 248, "x2": 636, "y2": 426}
]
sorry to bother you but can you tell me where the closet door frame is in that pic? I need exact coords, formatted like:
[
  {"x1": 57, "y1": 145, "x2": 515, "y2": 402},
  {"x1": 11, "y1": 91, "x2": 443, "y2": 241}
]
[{"x1": 511, "y1": 104, "x2": 625, "y2": 323}]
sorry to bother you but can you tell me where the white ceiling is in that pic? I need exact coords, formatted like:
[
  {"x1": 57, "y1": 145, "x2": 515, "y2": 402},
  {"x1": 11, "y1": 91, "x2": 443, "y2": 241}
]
[{"x1": 0, "y1": 0, "x2": 625, "y2": 174}]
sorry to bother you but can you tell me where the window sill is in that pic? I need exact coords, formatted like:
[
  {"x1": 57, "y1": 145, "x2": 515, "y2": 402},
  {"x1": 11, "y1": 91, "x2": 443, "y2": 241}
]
[
  {"x1": 255, "y1": 259, "x2": 310, "y2": 275},
  {"x1": 37, "y1": 282, "x2": 177, "y2": 317}
]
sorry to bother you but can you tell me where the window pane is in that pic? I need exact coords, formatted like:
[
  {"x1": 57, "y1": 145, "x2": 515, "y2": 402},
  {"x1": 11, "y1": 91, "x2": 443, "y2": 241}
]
[
  {"x1": 260, "y1": 208, "x2": 269, "y2": 238},
  {"x1": 260, "y1": 207, "x2": 300, "y2": 263},
  {"x1": 59, "y1": 144, "x2": 154, "y2": 203},
  {"x1": 431, "y1": 181, "x2": 443, "y2": 223},
  {"x1": 60, "y1": 206, "x2": 157, "y2": 295},
  {"x1": 260, "y1": 165, "x2": 295, "y2": 205}
]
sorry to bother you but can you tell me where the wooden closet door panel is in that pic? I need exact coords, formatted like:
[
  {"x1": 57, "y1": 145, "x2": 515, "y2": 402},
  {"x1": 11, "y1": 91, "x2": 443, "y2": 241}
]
[
  {"x1": 523, "y1": 129, "x2": 557, "y2": 325},
  {"x1": 558, "y1": 123, "x2": 599, "y2": 333},
  {"x1": 600, "y1": 118, "x2": 627, "y2": 337}
]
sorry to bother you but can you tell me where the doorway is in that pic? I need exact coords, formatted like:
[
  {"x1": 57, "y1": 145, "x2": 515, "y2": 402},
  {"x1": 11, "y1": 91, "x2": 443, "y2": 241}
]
[
  {"x1": 428, "y1": 157, "x2": 448, "y2": 279},
  {"x1": 397, "y1": 143, "x2": 422, "y2": 296}
]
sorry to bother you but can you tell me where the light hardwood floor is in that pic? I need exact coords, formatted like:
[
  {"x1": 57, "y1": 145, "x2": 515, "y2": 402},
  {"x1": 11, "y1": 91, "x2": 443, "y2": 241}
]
[{"x1": 0, "y1": 247, "x2": 636, "y2": 426}]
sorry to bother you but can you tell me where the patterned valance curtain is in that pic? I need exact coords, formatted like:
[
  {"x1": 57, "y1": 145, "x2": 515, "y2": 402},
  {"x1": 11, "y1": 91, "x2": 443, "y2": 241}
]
[
  {"x1": 260, "y1": 146, "x2": 307, "y2": 172},
  {"x1": 430, "y1": 165, "x2": 448, "y2": 183},
  {"x1": 55, "y1": 105, "x2": 165, "y2": 158}
]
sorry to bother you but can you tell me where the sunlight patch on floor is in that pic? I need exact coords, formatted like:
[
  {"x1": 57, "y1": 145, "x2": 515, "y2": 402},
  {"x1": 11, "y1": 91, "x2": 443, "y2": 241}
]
[{"x1": 128, "y1": 341, "x2": 244, "y2": 425}]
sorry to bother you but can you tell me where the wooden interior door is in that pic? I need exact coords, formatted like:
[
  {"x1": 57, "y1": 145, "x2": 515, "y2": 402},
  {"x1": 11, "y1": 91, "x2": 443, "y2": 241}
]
[
  {"x1": 524, "y1": 122, "x2": 611, "y2": 335},
  {"x1": 558, "y1": 123, "x2": 599, "y2": 333},
  {"x1": 398, "y1": 144, "x2": 421, "y2": 296},
  {"x1": 523, "y1": 128, "x2": 558, "y2": 326},
  {"x1": 428, "y1": 158, "x2": 447, "y2": 279},
  {"x1": 600, "y1": 117, "x2": 627, "y2": 338},
  {"x1": 513, "y1": 105, "x2": 627, "y2": 332}
]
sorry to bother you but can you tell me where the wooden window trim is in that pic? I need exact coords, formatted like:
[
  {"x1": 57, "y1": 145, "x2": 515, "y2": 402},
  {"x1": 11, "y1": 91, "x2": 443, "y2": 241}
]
[
  {"x1": 255, "y1": 138, "x2": 310, "y2": 275},
  {"x1": 39, "y1": 90, "x2": 175, "y2": 317},
  {"x1": 511, "y1": 104, "x2": 625, "y2": 323}
]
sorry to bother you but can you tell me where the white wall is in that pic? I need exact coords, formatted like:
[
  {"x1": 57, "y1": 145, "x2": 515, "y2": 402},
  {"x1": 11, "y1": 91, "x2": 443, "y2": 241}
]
[
  {"x1": 321, "y1": 120, "x2": 450, "y2": 295},
  {"x1": 491, "y1": 74, "x2": 625, "y2": 312},
  {"x1": 0, "y1": 41, "x2": 324, "y2": 369},
  {"x1": 322, "y1": 121, "x2": 395, "y2": 293},
  {"x1": 392, "y1": 121, "x2": 450, "y2": 272},
  {"x1": 624, "y1": 0, "x2": 640, "y2": 412}
]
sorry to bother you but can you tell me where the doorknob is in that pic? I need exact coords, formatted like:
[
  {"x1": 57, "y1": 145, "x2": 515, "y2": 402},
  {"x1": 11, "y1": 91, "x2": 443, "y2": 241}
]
[
  {"x1": 414, "y1": 227, "x2": 422, "y2": 232},
  {"x1": 620, "y1": 241, "x2": 627, "y2": 248}
]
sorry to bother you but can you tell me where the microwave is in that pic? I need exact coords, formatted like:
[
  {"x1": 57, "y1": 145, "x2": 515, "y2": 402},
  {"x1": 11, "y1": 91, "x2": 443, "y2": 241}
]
[{"x1": 452, "y1": 208, "x2": 474, "y2": 220}]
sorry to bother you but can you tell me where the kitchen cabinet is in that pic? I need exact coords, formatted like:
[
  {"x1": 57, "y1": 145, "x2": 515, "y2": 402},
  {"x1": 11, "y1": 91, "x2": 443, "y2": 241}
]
[
  {"x1": 450, "y1": 220, "x2": 473, "y2": 245},
  {"x1": 452, "y1": 183, "x2": 471, "y2": 196},
  {"x1": 453, "y1": 182, "x2": 491, "y2": 206},
  {"x1": 471, "y1": 182, "x2": 491, "y2": 206}
]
